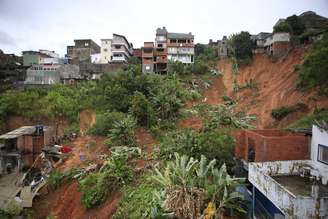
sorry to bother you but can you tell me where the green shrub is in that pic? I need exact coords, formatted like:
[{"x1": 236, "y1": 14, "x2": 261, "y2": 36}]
[
  {"x1": 48, "y1": 170, "x2": 65, "y2": 190},
  {"x1": 113, "y1": 173, "x2": 157, "y2": 219},
  {"x1": 271, "y1": 103, "x2": 308, "y2": 120},
  {"x1": 158, "y1": 129, "x2": 235, "y2": 170},
  {"x1": 129, "y1": 91, "x2": 155, "y2": 127},
  {"x1": 297, "y1": 33, "x2": 328, "y2": 95},
  {"x1": 289, "y1": 108, "x2": 328, "y2": 129},
  {"x1": 106, "y1": 115, "x2": 137, "y2": 147},
  {"x1": 88, "y1": 111, "x2": 125, "y2": 136},
  {"x1": 79, "y1": 152, "x2": 133, "y2": 209},
  {"x1": 79, "y1": 172, "x2": 109, "y2": 209}
]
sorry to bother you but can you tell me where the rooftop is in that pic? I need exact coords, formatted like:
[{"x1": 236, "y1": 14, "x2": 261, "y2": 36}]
[
  {"x1": 167, "y1": 32, "x2": 194, "y2": 39},
  {"x1": 273, "y1": 175, "x2": 328, "y2": 198},
  {"x1": 0, "y1": 126, "x2": 52, "y2": 139}
]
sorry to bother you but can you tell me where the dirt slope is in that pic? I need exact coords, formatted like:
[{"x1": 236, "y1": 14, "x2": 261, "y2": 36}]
[{"x1": 217, "y1": 47, "x2": 328, "y2": 128}]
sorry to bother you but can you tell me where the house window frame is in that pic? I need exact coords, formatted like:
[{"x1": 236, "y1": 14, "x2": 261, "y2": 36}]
[{"x1": 317, "y1": 144, "x2": 328, "y2": 165}]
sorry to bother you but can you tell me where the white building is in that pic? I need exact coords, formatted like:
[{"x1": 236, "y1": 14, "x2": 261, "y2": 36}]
[
  {"x1": 111, "y1": 34, "x2": 133, "y2": 62},
  {"x1": 167, "y1": 32, "x2": 194, "y2": 64},
  {"x1": 100, "y1": 39, "x2": 112, "y2": 63},
  {"x1": 249, "y1": 124, "x2": 328, "y2": 218}
]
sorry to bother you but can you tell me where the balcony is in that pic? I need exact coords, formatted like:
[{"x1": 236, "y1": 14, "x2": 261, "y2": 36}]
[{"x1": 249, "y1": 160, "x2": 328, "y2": 218}]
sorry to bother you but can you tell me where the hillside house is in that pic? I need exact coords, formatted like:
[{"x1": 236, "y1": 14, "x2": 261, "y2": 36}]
[
  {"x1": 22, "y1": 50, "x2": 60, "y2": 67},
  {"x1": 100, "y1": 39, "x2": 113, "y2": 63},
  {"x1": 234, "y1": 126, "x2": 328, "y2": 218},
  {"x1": 142, "y1": 27, "x2": 195, "y2": 74},
  {"x1": 264, "y1": 32, "x2": 291, "y2": 57},
  {"x1": 24, "y1": 64, "x2": 81, "y2": 85},
  {"x1": 0, "y1": 126, "x2": 54, "y2": 174},
  {"x1": 217, "y1": 36, "x2": 228, "y2": 58},
  {"x1": 66, "y1": 39, "x2": 101, "y2": 64},
  {"x1": 111, "y1": 34, "x2": 133, "y2": 63}
]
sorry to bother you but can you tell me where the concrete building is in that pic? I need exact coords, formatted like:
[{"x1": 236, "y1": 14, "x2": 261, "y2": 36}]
[
  {"x1": 22, "y1": 50, "x2": 60, "y2": 66},
  {"x1": 167, "y1": 31, "x2": 194, "y2": 64},
  {"x1": 234, "y1": 127, "x2": 328, "y2": 218},
  {"x1": 142, "y1": 27, "x2": 194, "y2": 74},
  {"x1": 24, "y1": 64, "x2": 81, "y2": 85},
  {"x1": 111, "y1": 34, "x2": 133, "y2": 62},
  {"x1": 252, "y1": 32, "x2": 272, "y2": 54},
  {"x1": 100, "y1": 39, "x2": 112, "y2": 63},
  {"x1": 217, "y1": 36, "x2": 228, "y2": 58},
  {"x1": 133, "y1": 48, "x2": 142, "y2": 62},
  {"x1": 264, "y1": 32, "x2": 290, "y2": 57},
  {"x1": 142, "y1": 42, "x2": 154, "y2": 74},
  {"x1": 66, "y1": 39, "x2": 101, "y2": 64}
]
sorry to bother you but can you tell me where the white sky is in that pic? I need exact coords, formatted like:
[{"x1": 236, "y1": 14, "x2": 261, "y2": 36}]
[{"x1": 0, "y1": 0, "x2": 328, "y2": 56}]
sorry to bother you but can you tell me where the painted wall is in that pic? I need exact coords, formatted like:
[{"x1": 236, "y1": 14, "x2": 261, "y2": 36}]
[
  {"x1": 100, "y1": 39, "x2": 112, "y2": 63},
  {"x1": 249, "y1": 160, "x2": 328, "y2": 218},
  {"x1": 311, "y1": 125, "x2": 328, "y2": 184}
]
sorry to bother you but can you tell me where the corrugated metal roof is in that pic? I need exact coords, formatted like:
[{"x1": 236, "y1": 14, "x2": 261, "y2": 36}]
[{"x1": 0, "y1": 126, "x2": 51, "y2": 139}]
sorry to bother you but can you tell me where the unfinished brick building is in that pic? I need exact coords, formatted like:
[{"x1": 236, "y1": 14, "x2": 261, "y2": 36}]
[
  {"x1": 234, "y1": 129, "x2": 310, "y2": 163},
  {"x1": 0, "y1": 126, "x2": 54, "y2": 174}
]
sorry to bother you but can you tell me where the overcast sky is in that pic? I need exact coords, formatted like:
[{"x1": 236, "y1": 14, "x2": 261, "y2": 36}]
[{"x1": 0, "y1": 0, "x2": 328, "y2": 56}]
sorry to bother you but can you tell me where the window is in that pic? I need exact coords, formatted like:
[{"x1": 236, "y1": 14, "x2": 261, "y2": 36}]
[
  {"x1": 318, "y1": 144, "x2": 328, "y2": 165},
  {"x1": 85, "y1": 42, "x2": 89, "y2": 46},
  {"x1": 103, "y1": 48, "x2": 108, "y2": 52},
  {"x1": 115, "y1": 45, "x2": 121, "y2": 49}
]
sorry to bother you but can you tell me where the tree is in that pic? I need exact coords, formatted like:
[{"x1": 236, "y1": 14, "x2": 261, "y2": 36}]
[
  {"x1": 129, "y1": 91, "x2": 154, "y2": 127},
  {"x1": 107, "y1": 115, "x2": 137, "y2": 147},
  {"x1": 273, "y1": 22, "x2": 292, "y2": 33},
  {"x1": 228, "y1": 32, "x2": 254, "y2": 65},
  {"x1": 286, "y1": 15, "x2": 306, "y2": 36}
]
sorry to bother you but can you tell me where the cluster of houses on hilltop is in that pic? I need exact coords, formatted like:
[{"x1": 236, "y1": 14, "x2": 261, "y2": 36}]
[
  {"x1": 209, "y1": 19, "x2": 292, "y2": 59},
  {"x1": 20, "y1": 28, "x2": 195, "y2": 85}
]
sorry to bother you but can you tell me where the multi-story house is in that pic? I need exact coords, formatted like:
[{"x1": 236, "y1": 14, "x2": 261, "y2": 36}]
[
  {"x1": 167, "y1": 31, "x2": 194, "y2": 64},
  {"x1": 22, "y1": 50, "x2": 60, "y2": 66},
  {"x1": 111, "y1": 34, "x2": 133, "y2": 62},
  {"x1": 217, "y1": 36, "x2": 228, "y2": 58},
  {"x1": 142, "y1": 42, "x2": 154, "y2": 74},
  {"x1": 264, "y1": 32, "x2": 290, "y2": 57},
  {"x1": 100, "y1": 39, "x2": 112, "y2": 63},
  {"x1": 234, "y1": 125, "x2": 328, "y2": 218},
  {"x1": 142, "y1": 27, "x2": 195, "y2": 74},
  {"x1": 66, "y1": 39, "x2": 101, "y2": 64}
]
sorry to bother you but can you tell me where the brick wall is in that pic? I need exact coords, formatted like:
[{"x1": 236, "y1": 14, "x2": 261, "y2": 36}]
[{"x1": 234, "y1": 129, "x2": 309, "y2": 162}]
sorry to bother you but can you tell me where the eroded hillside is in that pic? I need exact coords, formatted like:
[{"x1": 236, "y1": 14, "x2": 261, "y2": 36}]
[{"x1": 216, "y1": 47, "x2": 328, "y2": 128}]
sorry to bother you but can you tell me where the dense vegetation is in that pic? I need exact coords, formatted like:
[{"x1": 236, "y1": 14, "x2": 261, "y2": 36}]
[{"x1": 297, "y1": 33, "x2": 328, "y2": 95}]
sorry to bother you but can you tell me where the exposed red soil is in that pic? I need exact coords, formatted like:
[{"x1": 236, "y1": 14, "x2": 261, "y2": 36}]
[
  {"x1": 57, "y1": 135, "x2": 108, "y2": 172},
  {"x1": 135, "y1": 127, "x2": 156, "y2": 169},
  {"x1": 79, "y1": 109, "x2": 96, "y2": 135},
  {"x1": 178, "y1": 116, "x2": 203, "y2": 131},
  {"x1": 218, "y1": 47, "x2": 328, "y2": 128}
]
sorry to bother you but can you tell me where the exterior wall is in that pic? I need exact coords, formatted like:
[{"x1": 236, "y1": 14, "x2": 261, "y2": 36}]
[
  {"x1": 264, "y1": 33, "x2": 290, "y2": 47},
  {"x1": 25, "y1": 65, "x2": 61, "y2": 85},
  {"x1": 79, "y1": 63, "x2": 123, "y2": 78},
  {"x1": 311, "y1": 125, "x2": 328, "y2": 182},
  {"x1": 249, "y1": 160, "x2": 328, "y2": 218},
  {"x1": 23, "y1": 53, "x2": 40, "y2": 66},
  {"x1": 272, "y1": 42, "x2": 290, "y2": 57},
  {"x1": 234, "y1": 129, "x2": 309, "y2": 162},
  {"x1": 100, "y1": 39, "x2": 112, "y2": 63},
  {"x1": 111, "y1": 34, "x2": 133, "y2": 63}
]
